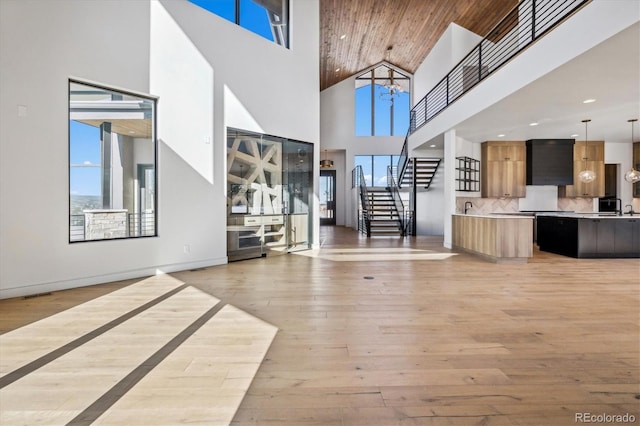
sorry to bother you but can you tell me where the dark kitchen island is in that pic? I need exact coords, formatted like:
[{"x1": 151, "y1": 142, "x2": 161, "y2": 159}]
[{"x1": 536, "y1": 214, "x2": 640, "y2": 258}]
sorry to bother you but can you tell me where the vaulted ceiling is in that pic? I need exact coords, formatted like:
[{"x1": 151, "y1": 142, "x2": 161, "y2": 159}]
[{"x1": 320, "y1": 0, "x2": 519, "y2": 91}]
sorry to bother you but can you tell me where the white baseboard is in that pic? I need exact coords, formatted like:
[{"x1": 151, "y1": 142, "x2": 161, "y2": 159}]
[{"x1": 0, "y1": 257, "x2": 228, "y2": 300}]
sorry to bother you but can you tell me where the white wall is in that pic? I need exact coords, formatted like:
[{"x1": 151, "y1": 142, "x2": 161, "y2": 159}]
[
  {"x1": 0, "y1": 0, "x2": 319, "y2": 298},
  {"x1": 413, "y1": 23, "x2": 482, "y2": 106},
  {"x1": 454, "y1": 136, "x2": 482, "y2": 199},
  {"x1": 408, "y1": 24, "x2": 481, "y2": 237},
  {"x1": 414, "y1": 148, "x2": 445, "y2": 235},
  {"x1": 320, "y1": 75, "x2": 404, "y2": 228}
]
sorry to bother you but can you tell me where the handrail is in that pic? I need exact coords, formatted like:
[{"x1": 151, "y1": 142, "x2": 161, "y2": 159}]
[
  {"x1": 404, "y1": 210, "x2": 414, "y2": 236},
  {"x1": 409, "y1": 0, "x2": 589, "y2": 134},
  {"x1": 396, "y1": 134, "x2": 409, "y2": 188},
  {"x1": 353, "y1": 165, "x2": 371, "y2": 236},
  {"x1": 387, "y1": 165, "x2": 406, "y2": 235}
]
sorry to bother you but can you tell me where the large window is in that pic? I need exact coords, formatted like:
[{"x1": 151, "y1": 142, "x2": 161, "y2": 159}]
[
  {"x1": 355, "y1": 64, "x2": 410, "y2": 136},
  {"x1": 69, "y1": 80, "x2": 157, "y2": 242},
  {"x1": 355, "y1": 155, "x2": 401, "y2": 187},
  {"x1": 190, "y1": 0, "x2": 289, "y2": 48}
]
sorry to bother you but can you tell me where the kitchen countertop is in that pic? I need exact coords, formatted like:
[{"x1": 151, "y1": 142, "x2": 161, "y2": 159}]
[
  {"x1": 536, "y1": 213, "x2": 638, "y2": 219},
  {"x1": 453, "y1": 213, "x2": 534, "y2": 219}
]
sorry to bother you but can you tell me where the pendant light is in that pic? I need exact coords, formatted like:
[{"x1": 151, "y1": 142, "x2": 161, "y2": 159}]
[
  {"x1": 320, "y1": 149, "x2": 333, "y2": 168},
  {"x1": 578, "y1": 119, "x2": 596, "y2": 183},
  {"x1": 624, "y1": 119, "x2": 640, "y2": 183}
]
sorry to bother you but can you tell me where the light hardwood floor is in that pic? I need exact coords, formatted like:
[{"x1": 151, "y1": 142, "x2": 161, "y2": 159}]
[{"x1": 1, "y1": 226, "x2": 638, "y2": 425}]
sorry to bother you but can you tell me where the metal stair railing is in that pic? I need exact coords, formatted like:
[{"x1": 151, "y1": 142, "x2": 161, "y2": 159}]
[
  {"x1": 409, "y1": 0, "x2": 589, "y2": 134},
  {"x1": 353, "y1": 165, "x2": 371, "y2": 236},
  {"x1": 386, "y1": 165, "x2": 406, "y2": 236},
  {"x1": 396, "y1": 135, "x2": 410, "y2": 189}
]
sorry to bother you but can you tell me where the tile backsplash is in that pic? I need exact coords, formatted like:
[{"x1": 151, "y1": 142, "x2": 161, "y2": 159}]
[
  {"x1": 557, "y1": 197, "x2": 596, "y2": 213},
  {"x1": 456, "y1": 197, "x2": 518, "y2": 214},
  {"x1": 456, "y1": 196, "x2": 594, "y2": 215}
]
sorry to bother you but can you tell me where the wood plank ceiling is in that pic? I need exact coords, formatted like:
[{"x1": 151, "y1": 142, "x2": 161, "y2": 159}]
[{"x1": 320, "y1": 0, "x2": 518, "y2": 91}]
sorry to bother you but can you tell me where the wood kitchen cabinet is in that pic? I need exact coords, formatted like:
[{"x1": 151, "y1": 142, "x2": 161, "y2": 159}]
[
  {"x1": 574, "y1": 141, "x2": 605, "y2": 162},
  {"x1": 481, "y1": 141, "x2": 526, "y2": 198},
  {"x1": 560, "y1": 141, "x2": 605, "y2": 197}
]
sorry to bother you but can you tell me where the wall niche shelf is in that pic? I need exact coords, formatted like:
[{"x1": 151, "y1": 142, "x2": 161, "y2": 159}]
[{"x1": 456, "y1": 156, "x2": 480, "y2": 192}]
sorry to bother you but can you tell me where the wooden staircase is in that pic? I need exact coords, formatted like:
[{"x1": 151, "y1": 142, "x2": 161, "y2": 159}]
[
  {"x1": 366, "y1": 188, "x2": 402, "y2": 236},
  {"x1": 399, "y1": 158, "x2": 441, "y2": 189}
]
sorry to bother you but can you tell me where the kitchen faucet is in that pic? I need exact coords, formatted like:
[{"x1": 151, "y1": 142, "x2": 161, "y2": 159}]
[
  {"x1": 464, "y1": 201, "x2": 473, "y2": 214},
  {"x1": 625, "y1": 204, "x2": 635, "y2": 216},
  {"x1": 614, "y1": 198, "x2": 622, "y2": 216}
]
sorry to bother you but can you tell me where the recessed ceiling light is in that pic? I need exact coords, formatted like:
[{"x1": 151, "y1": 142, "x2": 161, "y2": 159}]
[
  {"x1": 335, "y1": 68, "x2": 341, "y2": 72},
  {"x1": 340, "y1": 34, "x2": 346, "y2": 40},
  {"x1": 571, "y1": 133, "x2": 579, "y2": 137},
  {"x1": 497, "y1": 134, "x2": 505, "y2": 137},
  {"x1": 529, "y1": 122, "x2": 539, "y2": 126},
  {"x1": 429, "y1": 144, "x2": 436, "y2": 148},
  {"x1": 583, "y1": 98, "x2": 596, "y2": 104}
]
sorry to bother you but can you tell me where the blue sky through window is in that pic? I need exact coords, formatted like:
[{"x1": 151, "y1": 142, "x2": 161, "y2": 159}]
[
  {"x1": 355, "y1": 83, "x2": 410, "y2": 136},
  {"x1": 189, "y1": 0, "x2": 275, "y2": 43},
  {"x1": 69, "y1": 121, "x2": 100, "y2": 196},
  {"x1": 355, "y1": 155, "x2": 400, "y2": 187}
]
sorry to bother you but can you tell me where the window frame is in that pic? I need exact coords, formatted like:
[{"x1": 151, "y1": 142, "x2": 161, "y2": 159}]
[
  {"x1": 68, "y1": 78, "x2": 159, "y2": 243},
  {"x1": 190, "y1": 0, "x2": 290, "y2": 49},
  {"x1": 355, "y1": 155, "x2": 399, "y2": 187},
  {"x1": 355, "y1": 63, "x2": 411, "y2": 137}
]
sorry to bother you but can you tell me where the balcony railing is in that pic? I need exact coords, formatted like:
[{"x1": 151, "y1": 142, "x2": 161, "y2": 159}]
[
  {"x1": 69, "y1": 212, "x2": 156, "y2": 242},
  {"x1": 410, "y1": 0, "x2": 589, "y2": 134}
]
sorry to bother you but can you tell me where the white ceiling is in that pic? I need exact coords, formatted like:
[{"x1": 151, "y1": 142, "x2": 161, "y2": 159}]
[{"x1": 453, "y1": 21, "x2": 640, "y2": 145}]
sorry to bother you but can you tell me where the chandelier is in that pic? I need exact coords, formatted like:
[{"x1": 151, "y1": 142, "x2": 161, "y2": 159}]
[
  {"x1": 624, "y1": 118, "x2": 640, "y2": 183},
  {"x1": 578, "y1": 119, "x2": 596, "y2": 183},
  {"x1": 380, "y1": 68, "x2": 404, "y2": 102},
  {"x1": 379, "y1": 46, "x2": 404, "y2": 102}
]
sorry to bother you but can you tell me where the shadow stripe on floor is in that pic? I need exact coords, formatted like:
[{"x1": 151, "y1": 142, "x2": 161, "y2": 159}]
[
  {"x1": 0, "y1": 284, "x2": 189, "y2": 389},
  {"x1": 66, "y1": 302, "x2": 227, "y2": 426}
]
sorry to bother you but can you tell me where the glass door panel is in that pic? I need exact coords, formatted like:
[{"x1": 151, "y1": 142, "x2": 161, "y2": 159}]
[
  {"x1": 260, "y1": 135, "x2": 286, "y2": 256},
  {"x1": 227, "y1": 129, "x2": 285, "y2": 259},
  {"x1": 320, "y1": 170, "x2": 336, "y2": 225},
  {"x1": 283, "y1": 139, "x2": 313, "y2": 252},
  {"x1": 227, "y1": 129, "x2": 312, "y2": 260}
]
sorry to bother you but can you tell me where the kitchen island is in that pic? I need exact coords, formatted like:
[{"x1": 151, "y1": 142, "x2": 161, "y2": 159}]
[
  {"x1": 537, "y1": 214, "x2": 640, "y2": 258},
  {"x1": 452, "y1": 214, "x2": 534, "y2": 263}
]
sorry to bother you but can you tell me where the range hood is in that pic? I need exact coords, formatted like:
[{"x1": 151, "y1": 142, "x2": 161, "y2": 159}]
[{"x1": 526, "y1": 139, "x2": 574, "y2": 185}]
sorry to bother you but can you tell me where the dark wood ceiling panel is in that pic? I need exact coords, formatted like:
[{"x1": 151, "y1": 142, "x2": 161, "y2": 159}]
[{"x1": 320, "y1": 0, "x2": 518, "y2": 91}]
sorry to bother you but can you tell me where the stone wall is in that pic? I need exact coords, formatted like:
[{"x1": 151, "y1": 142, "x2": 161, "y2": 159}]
[{"x1": 84, "y1": 210, "x2": 128, "y2": 240}]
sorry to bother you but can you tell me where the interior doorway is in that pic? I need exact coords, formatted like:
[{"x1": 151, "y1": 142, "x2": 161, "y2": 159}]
[{"x1": 320, "y1": 170, "x2": 336, "y2": 225}]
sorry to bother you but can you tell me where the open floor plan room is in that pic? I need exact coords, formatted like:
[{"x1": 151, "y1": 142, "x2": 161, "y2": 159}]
[{"x1": 1, "y1": 227, "x2": 638, "y2": 426}]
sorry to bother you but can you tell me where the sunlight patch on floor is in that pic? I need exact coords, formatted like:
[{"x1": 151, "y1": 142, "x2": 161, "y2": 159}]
[
  {"x1": 0, "y1": 275, "x2": 277, "y2": 426},
  {"x1": 293, "y1": 248, "x2": 457, "y2": 262}
]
